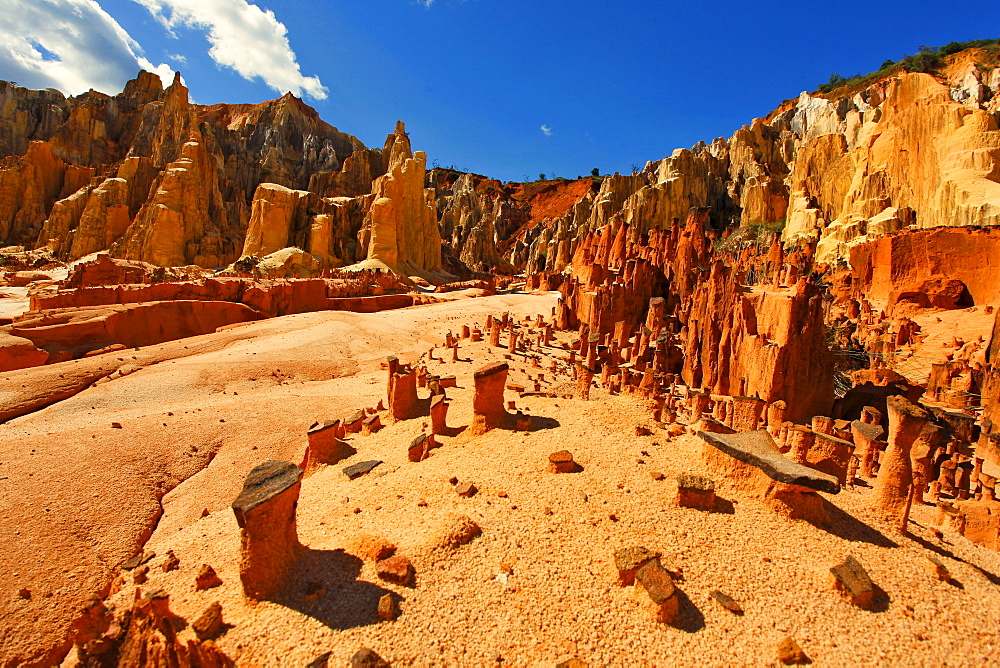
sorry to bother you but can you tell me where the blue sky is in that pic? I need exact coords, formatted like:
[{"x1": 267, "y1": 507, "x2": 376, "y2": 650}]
[{"x1": 3, "y1": 0, "x2": 999, "y2": 182}]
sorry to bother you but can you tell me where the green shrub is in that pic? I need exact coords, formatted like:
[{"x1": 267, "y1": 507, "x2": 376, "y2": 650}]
[
  {"x1": 713, "y1": 220, "x2": 785, "y2": 253},
  {"x1": 813, "y1": 38, "x2": 1000, "y2": 94}
]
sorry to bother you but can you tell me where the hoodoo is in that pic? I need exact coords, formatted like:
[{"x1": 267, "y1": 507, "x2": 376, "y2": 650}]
[{"x1": 1, "y1": 20, "x2": 1000, "y2": 668}]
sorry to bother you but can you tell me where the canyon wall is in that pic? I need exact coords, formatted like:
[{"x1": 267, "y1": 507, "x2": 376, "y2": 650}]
[
  {"x1": 511, "y1": 50, "x2": 1000, "y2": 274},
  {"x1": 2, "y1": 50, "x2": 998, "y2": 282},
  {"x1": 0, "y1": 71, "x2": 376, "y2": 270}
]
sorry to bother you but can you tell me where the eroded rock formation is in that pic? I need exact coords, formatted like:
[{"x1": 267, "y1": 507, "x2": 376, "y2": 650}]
[
  {"x1": 0, "y1": 71, "x2": 373, "y2": 270},
  {"x1": 352, "y1": 122, "x2": 443, "y2": 278}
]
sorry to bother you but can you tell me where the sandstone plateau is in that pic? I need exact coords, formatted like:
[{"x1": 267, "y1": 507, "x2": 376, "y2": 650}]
[{"x1": 0, "y1": 46, "x2": 999, "y2": 667}]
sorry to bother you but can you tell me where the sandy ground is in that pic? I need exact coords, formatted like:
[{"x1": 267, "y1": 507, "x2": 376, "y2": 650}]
[
  {"x1": 91, "y1": 299, "x2": 1000, "y2": 666},
  {"x1": 2, "y1": 290, "x2": 1000, "y2": 666},
  {"x1": 0, "y1": 288, "x2": 30, "y2": 319},
  {"x1": 0, "y1": 292, "x2": 553, "y2": 666},
  {"x1": 0, "y1": 267, "x2": 69, "y2": 318}
]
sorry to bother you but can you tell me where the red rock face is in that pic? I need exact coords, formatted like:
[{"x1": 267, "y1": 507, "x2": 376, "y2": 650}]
[
  {"x1": 31, "y1": 254, "x2": 422, "y2": 313},
  {"x1": 0, "y1": 254, "x2": 441, "y2": 372},
  {"x1": 0, "y1": 300, "x2": 265, "y2": 371},
  {"x1": 850, "y1": 227, "x2": 1000, "y2": 310},
  {"x1": 549, "y1": 208, "x2": 833, "y2": 423},
  {"x1": 61, "y1": 253, "x2": 210, "y2": 288}
]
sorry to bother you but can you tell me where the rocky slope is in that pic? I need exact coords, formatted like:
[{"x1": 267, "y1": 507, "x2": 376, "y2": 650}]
[
  {"x1": 0, "y1": 71, "x2": 401, "y2": 273},
  {"x1": 2, "y1": 49, "x2": 997, "y2": 280},
  {"x1": 516, "y1": 48, "x2": 1000, "y2": 275}
]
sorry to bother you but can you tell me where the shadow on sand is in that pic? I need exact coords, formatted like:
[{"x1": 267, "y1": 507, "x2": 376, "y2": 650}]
[
  {"x1": 673, "y1": 590, "x2": 706, "y2": 633},
  {"x1": 276, "y1": 548, "x2": 396, "y2": 630},
  {"x1": 815, "y1": 500, "x2": 900, "y2": 548},
  {"x1": 909, "y1": 529, "x2": 1000, "y2": 587}
]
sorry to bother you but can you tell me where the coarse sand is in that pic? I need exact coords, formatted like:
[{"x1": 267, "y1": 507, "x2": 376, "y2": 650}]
[{"x1": 1, "y1": 292, "x2": 999, "y2": 666}]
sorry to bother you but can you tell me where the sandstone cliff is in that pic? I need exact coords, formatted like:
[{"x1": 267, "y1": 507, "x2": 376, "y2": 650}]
[
  {"x1": 350, "y1": 121, "x2": 445, "y2": 279},
  {"x1": 0, "y1": 71, "x2": 375, "y2": 269},
  {"x1": 509, "y1": 49, "x2": 1000, "y2": 274},
  {"x1": 5, "y1": 49, "x2": 998, "y2": 281},
  {"x1": 432, "y1": 173, "x2": 596, "y2": 274}
]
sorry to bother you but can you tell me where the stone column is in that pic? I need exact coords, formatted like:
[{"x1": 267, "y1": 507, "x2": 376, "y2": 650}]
[
  {"x1": 713, "y1": 397, "x2": 728, "y2": 424},
  {"x1": 730, "y1": 396, "x2": 765, "y2": 432},
  {"x1": 408, "y1": 433, "x2": 433, "y2": 462},
  {"x1": 430, "y1": 394, "x2": 449, "y2": 436},
  {"x1": 861, "y1": 406, "x2": 882, "y2": 425},
  {"x1": 601, "y1": 364, "x2": 616, "y2": 388},
  {"x1": 808, "y1": 433, "x2": 855, "y2": 485},
  {"x1": 386, "y1": 355, "x2": 399, "y2": 403},
  {"x1": 586, "y1": 333, "x2": 600, "y2": 369},
  {"x1": 577, "y1": 364, "x2": 594, "y2": 401},
  {"x1": 689, "y1": 391, "x2": 710, "y2": 420},
  {"x1": 851, "y1": 420, "x2": 885, "y2": 478},
  {"x1": 639, "y1": 369, "x2": 657, "y2": 398},
  {"x1": 811, "y1": 416, "x2": 834, "y2": 436},
  {"x1": 652, "y1": 395, "x2": 665, "y2": 422},
  {"x1": 344, "y1": 410, "x2": 365, "y2": 434},
  {"x1": 646, "y1": 297, "x2": 666, "y2": 336},
  {"x1": 778, "y1": 423, "x2": 790, "y2": 449},
  {"x1": 957, "y1": 461, "x2": 973, "y2": 500},
  {"x1": 304, "y1": 421, "x2": 352, "y2": 475},
  {"x1": 630, "y1": 328, "x2": 645, "y2": 361},
  {"x1": 870, "y1": 395, "x2": 930, "y2": 532},
  {"x1": 556, "y1": 302, "x2": 571, "y2": 330},
  {"x1": 580, "y1": 329, "x2": 591, "y2": 361},
  {"x1": 788, "y1": 426, "x2": 815, "y2": 464},
  {"x1": 911, "y1": 423, "x2": 942, "y2": 503},
  {"x1": 614, "y1": 321, "x2": 631, "y2": 352},
  {"x1": 937, "y1": 457, "x2": 958, "y2": 496},
  {"x1": 470, "y1": 362, "x2": 510, "y2": 435},
  {"x1": 767, "y1": 400, "x2": 787, "y2": 437},
  {"x1": 232, "y1": 461, "x2": 303, "y2": 600},
  {"x1": 846, "y1": 455, "x2": 859, "y2": 486},
  {"x1": 391, "y1": 369, "x2": 418, "y2": 421}
]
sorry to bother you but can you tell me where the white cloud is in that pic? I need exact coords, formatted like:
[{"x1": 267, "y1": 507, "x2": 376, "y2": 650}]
[
  {"x1": 418, "y1": 0, "x2": 435, "y2": 7},
  {"x1": 0, "y1": 0, "x2": 175, "y2": 96},
  {"x1": 132, "y1": 0, "x2": 328, "y2": 99},
  {"x1": 540, "y1": 124, "x2": 552, "y2": 136},
  {"x1": 166, "y1": 52, "x2": 187, "y2": 64}
]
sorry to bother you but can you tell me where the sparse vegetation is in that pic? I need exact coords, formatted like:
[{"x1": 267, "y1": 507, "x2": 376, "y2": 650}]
[
  {"x1": 713, "y1": 220, "x2": 786, "y2": 253},
  {"x1": 814, "y1": 38, "x2": 1000, "y2": 95}
]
